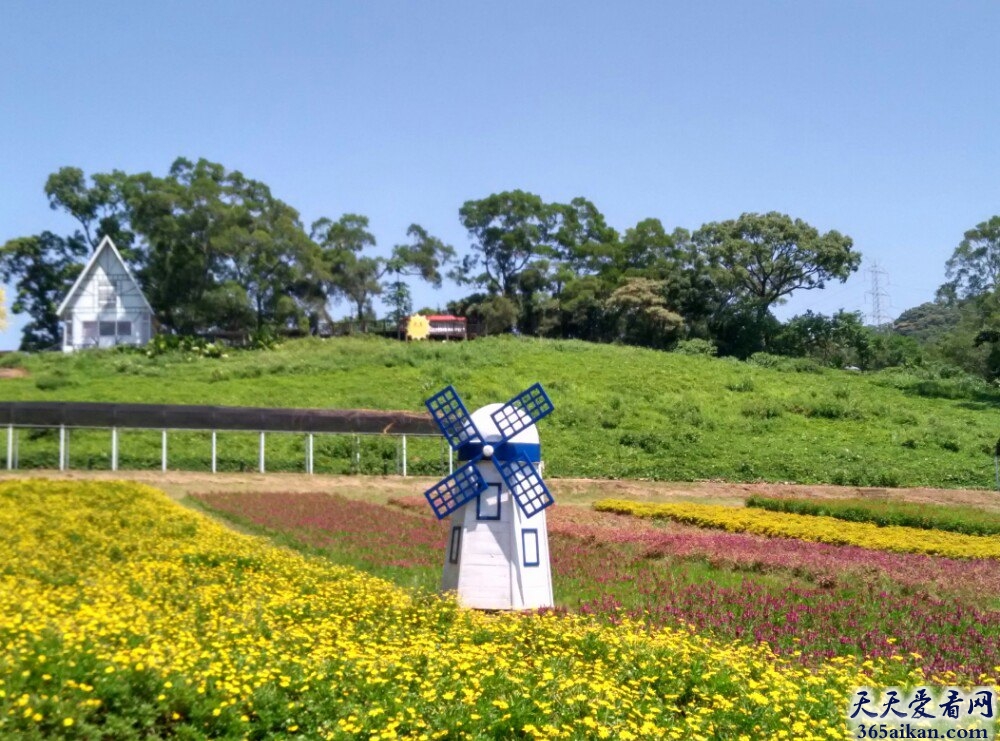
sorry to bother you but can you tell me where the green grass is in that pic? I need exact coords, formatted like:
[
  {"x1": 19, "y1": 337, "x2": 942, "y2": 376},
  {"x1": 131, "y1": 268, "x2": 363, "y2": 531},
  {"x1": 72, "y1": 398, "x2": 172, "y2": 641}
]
[
  {"x1": 746, "y1": 494, "x2": 1000, "y2": 536},
  {"x1": 4, "y1": 335, "x2": 1000, "y2": 487}
]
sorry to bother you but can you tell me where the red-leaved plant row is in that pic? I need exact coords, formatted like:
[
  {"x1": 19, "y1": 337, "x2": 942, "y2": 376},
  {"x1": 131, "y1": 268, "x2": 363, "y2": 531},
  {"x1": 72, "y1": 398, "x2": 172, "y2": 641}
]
[{"x1": 195, "y1": 491, "x2": 1000, "y2": 683}]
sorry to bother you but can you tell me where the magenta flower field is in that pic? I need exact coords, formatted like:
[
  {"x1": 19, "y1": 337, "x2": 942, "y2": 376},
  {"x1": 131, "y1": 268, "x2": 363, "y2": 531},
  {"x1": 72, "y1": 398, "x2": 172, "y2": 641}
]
[{"x1": 195, "y1": 490, "x2": 1000, "y2": 684}]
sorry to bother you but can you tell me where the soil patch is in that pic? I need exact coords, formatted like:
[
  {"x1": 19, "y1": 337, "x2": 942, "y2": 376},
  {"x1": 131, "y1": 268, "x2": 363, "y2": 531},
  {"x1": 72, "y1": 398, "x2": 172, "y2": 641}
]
[{"x1": 1, "y1": 469, "x2": 998, "y2": 511}]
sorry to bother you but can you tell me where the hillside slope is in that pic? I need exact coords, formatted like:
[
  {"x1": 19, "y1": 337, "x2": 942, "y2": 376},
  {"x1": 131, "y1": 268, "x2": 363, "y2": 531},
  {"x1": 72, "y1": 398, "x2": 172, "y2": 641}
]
[{"x1": 3, "y1": 336, "x2": 999, "y2": 488}]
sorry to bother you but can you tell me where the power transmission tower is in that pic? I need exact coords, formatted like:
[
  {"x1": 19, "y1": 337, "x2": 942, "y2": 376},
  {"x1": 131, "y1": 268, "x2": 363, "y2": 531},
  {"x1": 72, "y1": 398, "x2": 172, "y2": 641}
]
[{"x1": 866, "y1": 261, "x2": 891, "y2": 330}]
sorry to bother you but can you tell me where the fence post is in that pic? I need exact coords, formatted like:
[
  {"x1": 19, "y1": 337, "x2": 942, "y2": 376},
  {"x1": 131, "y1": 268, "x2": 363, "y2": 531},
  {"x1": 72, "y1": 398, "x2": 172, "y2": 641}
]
[
  {"x1": 448, "y1": 445, "x2": 453, "y2": 474},
  {"x1": 111, "y1": 427, "x2": 119, "y2": 471},
  {"x1": 259, "y1": 431, "x2": 266, "y2": 474},
  {"x1": 211, "y1": 431, "x2": 217, "y2": 474},
  {"x1": 354, "y1": 435, "x2": 360, "y2": 473},
  {"x1": 6, "y1": 425, "x2": 12, "y2": 470},
  {"x1": 307, "y1": 433, "x2": 314, "y2": 475},
  {"x1": 402, "y1": 434, "x2": 407, "y2": 477},
  {"x1": 59, "y1": 425, "x2": 67, "y2": 471},
  {"x1": 161, "y1": 429, "x2": 168, "y2": 472}
]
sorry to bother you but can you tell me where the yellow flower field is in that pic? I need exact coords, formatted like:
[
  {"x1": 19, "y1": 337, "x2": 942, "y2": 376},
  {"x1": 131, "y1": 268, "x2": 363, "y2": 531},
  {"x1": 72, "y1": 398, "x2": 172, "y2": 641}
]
[
  {"x1": 0, "y1": 479, "x2": 922, "y2": 739},
  {"x1": 593, "y1": 499, "x2": 1000, "y2": 559}
]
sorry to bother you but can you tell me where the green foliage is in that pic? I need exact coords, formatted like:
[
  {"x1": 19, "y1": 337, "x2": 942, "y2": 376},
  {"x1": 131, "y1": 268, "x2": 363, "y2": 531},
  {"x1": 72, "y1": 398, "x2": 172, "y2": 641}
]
[
  {"x1": 0, "y1": 352, "x2": 25, "y2": 368},
  {"x1": 5, "y1": 336, "x2": 1000, "y2": 488},
  {"x1": 144, "y1": 334, "x2": 227, "y2": 359},
  {"x1": 673, "y1": 338, "x2": 717, "y2": 356},
  {"x1": 941, "y1": 215, "x2": 1000, "y2": 299},
  {"x1": 746, "y1": 495, "x2": 1000, "y2": 537},
  {"x1": 773, "y1": 310, "x2": 921, "y2": 370},
  {"x1": 894, "y1": 301, "x2": 962, "y2": 343},
  {"x1": 0, "y1": 232, "x2": 88, "y2": 350}
]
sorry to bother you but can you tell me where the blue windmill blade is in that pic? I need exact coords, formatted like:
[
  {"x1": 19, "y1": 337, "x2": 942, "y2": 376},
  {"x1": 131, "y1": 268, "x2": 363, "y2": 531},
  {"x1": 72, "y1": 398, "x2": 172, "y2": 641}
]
[
  {"x1": 423, "y1": 460, "x2": 488, "y2": 520},
  {"x1": 495, "y1": 457, "x2": 554, "y2": 519},
  {"x1": 425, "y1": 385, "x2": 482, "y2": 451},
  {"x1": 490, "y1": 383, "x2": 554, "y2": 442}
]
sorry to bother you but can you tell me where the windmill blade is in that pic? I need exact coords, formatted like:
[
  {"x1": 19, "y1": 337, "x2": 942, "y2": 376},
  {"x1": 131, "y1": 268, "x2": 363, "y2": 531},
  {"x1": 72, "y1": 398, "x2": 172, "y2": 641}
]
[
  {"x1": 425, "y1": 385, "x2": 482, "y2": 451},
  {"x1": 423, "y1": 460, "x2": 488, "y2": 520},
  {"x1": 490, "y1": 383, "x2": 554, "y2": 442},
  {"x1": 495, "y1": 457, "x2": 554, "y2": 518}
]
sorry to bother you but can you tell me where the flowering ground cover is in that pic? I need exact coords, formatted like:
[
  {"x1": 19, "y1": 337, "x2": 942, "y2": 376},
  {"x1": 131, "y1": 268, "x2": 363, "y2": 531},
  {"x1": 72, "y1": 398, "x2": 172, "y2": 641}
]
[
  {"x1": 593, "y1": 499, "x2": 1000, "y2": 559},
  {"x1": 196, "y1": 491, "x2": 1000, "y2": 684},
  {"x1": 0, "y1": 479, "x2": 927, "y2": 739},
  {"x1": 746, "y1": 494, "x2": 1000, "y2": 536}
]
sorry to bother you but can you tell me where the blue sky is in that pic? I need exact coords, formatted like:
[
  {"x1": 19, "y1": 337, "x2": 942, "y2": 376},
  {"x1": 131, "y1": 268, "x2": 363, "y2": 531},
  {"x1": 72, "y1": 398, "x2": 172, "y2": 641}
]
[{"x1": 2, "y1": 1, "x2": 998, "y2": 349}]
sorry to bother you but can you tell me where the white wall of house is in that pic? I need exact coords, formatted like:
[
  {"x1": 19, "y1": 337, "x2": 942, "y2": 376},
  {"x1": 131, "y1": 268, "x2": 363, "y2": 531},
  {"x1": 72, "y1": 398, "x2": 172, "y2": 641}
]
[{"x1": 58, "y1": 238, "x2": 154, "y2": 353}]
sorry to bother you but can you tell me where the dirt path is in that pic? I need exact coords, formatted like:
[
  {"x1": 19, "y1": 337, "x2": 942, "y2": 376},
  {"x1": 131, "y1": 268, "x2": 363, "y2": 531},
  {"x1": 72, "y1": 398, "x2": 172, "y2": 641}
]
[{"x1": 2, "y1": 469, "x2": 999, "y2": 511}]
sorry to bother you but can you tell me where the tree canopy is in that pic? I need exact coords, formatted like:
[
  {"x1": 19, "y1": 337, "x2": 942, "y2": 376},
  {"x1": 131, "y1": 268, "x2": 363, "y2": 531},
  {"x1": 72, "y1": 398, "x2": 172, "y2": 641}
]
[{"x1": 2, "y1": 158, "x2": 890, "y2": 368}]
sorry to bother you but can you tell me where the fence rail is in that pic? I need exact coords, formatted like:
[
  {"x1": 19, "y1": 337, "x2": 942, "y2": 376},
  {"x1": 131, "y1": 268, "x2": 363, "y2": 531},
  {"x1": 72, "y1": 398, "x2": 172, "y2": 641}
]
[{"x1": 1, "y1": 401, "x2": 452, "y2": 477}]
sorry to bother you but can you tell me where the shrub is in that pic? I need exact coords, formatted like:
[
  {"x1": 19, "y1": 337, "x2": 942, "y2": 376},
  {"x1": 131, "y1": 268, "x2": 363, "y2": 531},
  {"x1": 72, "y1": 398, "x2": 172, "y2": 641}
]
[{"x1": 673, "y1": 338, "x2": 717, "y2": 356}]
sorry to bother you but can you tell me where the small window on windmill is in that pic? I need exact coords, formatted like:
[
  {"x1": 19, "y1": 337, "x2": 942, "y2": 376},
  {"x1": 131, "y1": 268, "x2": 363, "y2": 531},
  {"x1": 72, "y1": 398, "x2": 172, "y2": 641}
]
[
  {"x1": 99, "y1": 321, "x2": 116, "y2": 337},
  {"x1": 448, "y1": 527, "x2": 462, "y2": 564},
  {"x1": 522, "y1": 529, "x2": 540, "y2": 567},
  {"x1": 117, "y1": 320, "x2": 132, "y2": 337},
  {"x1": 476, "y1": 484, "x2": 502, "y2": 520}
]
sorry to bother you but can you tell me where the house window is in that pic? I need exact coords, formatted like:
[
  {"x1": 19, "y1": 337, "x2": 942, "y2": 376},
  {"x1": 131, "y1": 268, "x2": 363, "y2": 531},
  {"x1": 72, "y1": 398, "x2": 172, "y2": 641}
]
[
  {"x1": 65, "y1": 322, "x2": 73, "y2": 345},
  {"x1": 117, "y1": 321, "x2": 132, "y2": 337},
  {"x1": 99, "y1": 321, "x2": 117, "y2": 337},
  {"x1": 476, "y1": 484, "x2": 502, "y2": 520},
  {"x1": 98, "y1": 281, "x2": 116, "y2": 310},
  {"x1": 82, "y1": 321, "x2": 98, "y2": 343}
]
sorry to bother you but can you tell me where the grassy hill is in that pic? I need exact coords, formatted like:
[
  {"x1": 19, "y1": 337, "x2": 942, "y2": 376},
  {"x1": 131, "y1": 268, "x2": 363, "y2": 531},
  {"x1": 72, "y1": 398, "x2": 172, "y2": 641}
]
[{"x1": 3, "y1": 336, "x2": 1000, "y2": 488}]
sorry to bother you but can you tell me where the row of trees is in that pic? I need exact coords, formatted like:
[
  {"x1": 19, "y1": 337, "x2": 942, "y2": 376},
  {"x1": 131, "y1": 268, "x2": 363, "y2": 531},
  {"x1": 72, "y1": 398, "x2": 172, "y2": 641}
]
[
  {"x1": 447, "y1": 191, "x2": 860, "y2": 358},
  {"x1": 1, "y1": 158, "x2": 864, "y2": 356},
  {"x1": 894, "y1": 216, "x2": 1000, "y2": 379},
  {"x1": 1, "y1": 159, "x2": 455, "y2": 349}
]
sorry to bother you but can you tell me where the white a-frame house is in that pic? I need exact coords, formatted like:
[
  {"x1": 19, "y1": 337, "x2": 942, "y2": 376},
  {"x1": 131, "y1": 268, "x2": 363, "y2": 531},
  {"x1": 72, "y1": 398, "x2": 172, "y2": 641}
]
[{"x1": 57, "y1": 236, "x2": 155, "y2": 352}]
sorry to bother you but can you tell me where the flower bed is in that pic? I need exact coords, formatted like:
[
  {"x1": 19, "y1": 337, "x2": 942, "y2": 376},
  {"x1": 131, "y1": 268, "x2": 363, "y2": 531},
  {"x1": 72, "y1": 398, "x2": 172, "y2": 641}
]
[
  {"x1": 0, "y1": 479, "x2": 924, "y2": 739},
  {"x1": 593, "y1": 499, "x2": 1000, "y2": 560}
]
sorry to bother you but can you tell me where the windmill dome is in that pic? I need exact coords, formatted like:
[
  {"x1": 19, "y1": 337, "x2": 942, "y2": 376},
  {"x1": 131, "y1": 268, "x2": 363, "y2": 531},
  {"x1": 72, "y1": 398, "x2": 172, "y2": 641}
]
[{"x1": 466, "y1": 404, "x2": 539, "y2": 447}]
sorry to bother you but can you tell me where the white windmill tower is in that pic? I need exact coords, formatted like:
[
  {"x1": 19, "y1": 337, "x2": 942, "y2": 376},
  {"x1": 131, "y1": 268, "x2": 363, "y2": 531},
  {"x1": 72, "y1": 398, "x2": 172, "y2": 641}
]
[{"x1": 422, "y1": 383, "x2": 556, "y2": 610}]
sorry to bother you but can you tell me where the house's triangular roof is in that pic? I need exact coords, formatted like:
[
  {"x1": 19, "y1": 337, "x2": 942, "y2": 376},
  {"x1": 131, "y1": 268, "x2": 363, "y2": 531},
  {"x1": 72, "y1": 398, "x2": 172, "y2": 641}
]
[{"x1": 57, "y1": 236, "x2": 154, "y2": 317}]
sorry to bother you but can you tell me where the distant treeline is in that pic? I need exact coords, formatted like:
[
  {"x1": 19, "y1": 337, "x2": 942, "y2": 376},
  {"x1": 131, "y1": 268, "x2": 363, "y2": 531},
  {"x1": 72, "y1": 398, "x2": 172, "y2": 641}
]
[{"x1": 2, "y1": 158, "x2": 997, "y2": 377}]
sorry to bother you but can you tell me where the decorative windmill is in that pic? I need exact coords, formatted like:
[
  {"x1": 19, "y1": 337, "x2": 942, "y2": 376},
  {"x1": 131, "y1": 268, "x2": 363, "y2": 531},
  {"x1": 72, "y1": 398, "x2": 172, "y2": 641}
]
[{"x1": 423, "y1": 383, "x2": 555, "y2": 610}]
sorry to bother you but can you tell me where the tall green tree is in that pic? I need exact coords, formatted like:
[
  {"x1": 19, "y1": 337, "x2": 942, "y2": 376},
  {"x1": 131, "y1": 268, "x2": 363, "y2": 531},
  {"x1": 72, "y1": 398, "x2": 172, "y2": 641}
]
[
  {"x1": 695, "y1": 212, "x2": 860, "y2": 315},
  {"x1": 606, "y1": 278, "x2": 684, "y2": 349},
  {"x1": 456, "y1": 191, "x2": 558, "y2": 299},
  {"x1": 388, "y1": 224, "x2": 455, "y2": 287},
  {"x1": 127, "y1": 158, "x2": 316, "y2": 334},
  {"x1": 0, "y1": 232, "x2": 87, "y2": 350},
  {"x1": 940, "y1": 216, "x2": 1000, "y2": 300},
  {"x1": 311, "y1": 214, "x2": 381, "y2": 327}
]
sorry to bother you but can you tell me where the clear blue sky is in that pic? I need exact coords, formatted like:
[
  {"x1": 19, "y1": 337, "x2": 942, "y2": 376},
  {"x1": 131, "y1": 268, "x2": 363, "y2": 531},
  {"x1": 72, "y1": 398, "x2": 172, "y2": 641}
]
[{"x1": 2, "y1": 1, "x2": 998, "y2": 350}]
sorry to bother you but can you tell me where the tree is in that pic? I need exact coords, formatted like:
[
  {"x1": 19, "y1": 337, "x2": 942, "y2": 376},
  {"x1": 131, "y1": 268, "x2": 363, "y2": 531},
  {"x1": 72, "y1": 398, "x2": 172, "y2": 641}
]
[
  {"x1": 695, "y1": 212, "x2": 860, "y2": 314},
  {"x1": 694, "y1": 212, "x2": 860, "y2": 353},
  {"x1": 388, "y1": 224, "x2": 455, "y2": 287},
  {"x1": 312, "y1": 214, "x2": 378, "y2": 326},
  {"x1": 893, "y1": 301, "x2": 962, "y2": 343},
  {"x1": 44, "y1": 167, "x2": 134, "y2": 254},
  {"x1": 940, "y1": 216, "x2": 1000, "y2": 299},
  {"x1": 384, "y1": 281, "x2": 412, "y2": 327},
  {"x1": 606, "y1": 278, "x2": 684, "y2": 349},
  {"x1": 456, "y1": 191, "x2": 557, "y2": 299},
  {"x1": 127, "y1": 158, "x2": 316, "y2": 334},
  {"x1": 0, "y1": 232, "x2": 87, "y2": 350}
]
